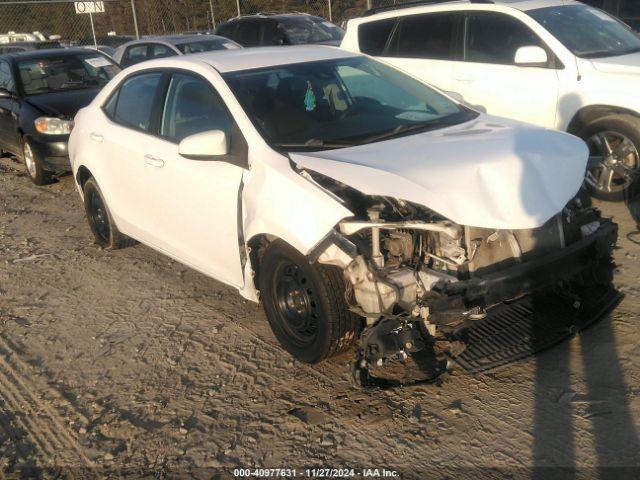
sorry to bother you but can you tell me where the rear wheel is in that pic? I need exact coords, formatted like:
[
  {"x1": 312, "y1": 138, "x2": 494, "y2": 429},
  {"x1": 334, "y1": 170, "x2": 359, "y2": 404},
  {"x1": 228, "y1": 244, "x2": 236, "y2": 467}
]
[
  {"x1": 580, "y1": 115, "x2": 640, "y2": 201},
  {"x1": 22, "y1": 137, "x2": 55, "y2": 186},
  {"x1": 83, "y1": 178, "x2": 136, "y2": 250},
  {"x1": 259, "y1": 240, "x2": 362, "y2": 363}
]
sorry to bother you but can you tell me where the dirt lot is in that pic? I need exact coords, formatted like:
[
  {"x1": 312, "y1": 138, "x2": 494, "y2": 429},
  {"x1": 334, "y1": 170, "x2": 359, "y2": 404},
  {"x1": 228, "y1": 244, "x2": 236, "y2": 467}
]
[{"x1": 0, "y1": 155, "x2": 639, "y2": 479}]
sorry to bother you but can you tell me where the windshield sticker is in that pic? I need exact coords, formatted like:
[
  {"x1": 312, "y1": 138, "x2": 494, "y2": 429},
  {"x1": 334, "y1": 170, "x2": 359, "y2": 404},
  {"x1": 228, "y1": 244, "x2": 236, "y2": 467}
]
[
  {"x1": 84, "y1": 57, "x2": 113, "y2": 68},
  {"x1": 224, "y1": 42, "x2": 240, "y2": 49},
  {"x1": 304, "y1": 81, "x2": 316, "y2": 112}
]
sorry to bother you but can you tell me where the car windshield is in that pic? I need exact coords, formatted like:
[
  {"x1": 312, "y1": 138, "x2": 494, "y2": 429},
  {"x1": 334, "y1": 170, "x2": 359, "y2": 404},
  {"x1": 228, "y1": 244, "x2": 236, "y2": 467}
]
[
  {"x1": 176, "y1": 38, "x2": 240, "y2": 54},
  {"x1": 223, "y1": 56, "x2": 475, "y2": 150},
  {"x1": 529, "y1": 4, "x2": 640, "y2": 58},
  {"x1": 280, "y1": 17, "x2": 344, "y2": 44},
  {"x1": 18, "y1": 53, "x2": 120, "y2": 95}
]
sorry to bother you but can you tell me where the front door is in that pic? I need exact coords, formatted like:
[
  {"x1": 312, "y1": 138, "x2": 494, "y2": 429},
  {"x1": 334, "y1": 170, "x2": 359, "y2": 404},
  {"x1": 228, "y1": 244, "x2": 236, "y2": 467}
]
[{"x1": 136, "y1": 72, "x2": 245, "y2": 287}]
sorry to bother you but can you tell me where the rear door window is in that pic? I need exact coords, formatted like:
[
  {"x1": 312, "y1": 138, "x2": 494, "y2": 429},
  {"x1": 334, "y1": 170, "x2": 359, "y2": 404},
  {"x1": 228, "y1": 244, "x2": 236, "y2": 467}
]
[
  {"x1": 151, "y1": 43, "x2": 177, "y2": 59},
  {"x1": 465, "y1": 12, "x2": 544, "y2": 65},
  {"x1": 235, "y1": 20, "x2": 261, "y2": 46},
  {"x1": 358, "y1": 18, "x2": 396, "y2": 56},
  {"x1": 123, "y1": 44, "x2": 150, "y2": 67},
  {"x1": 387, "y1": 13, "x2": 462, "y2": 60},
  {"x1": 109, "y1": 72, "x2": 163, "y2": 132}
]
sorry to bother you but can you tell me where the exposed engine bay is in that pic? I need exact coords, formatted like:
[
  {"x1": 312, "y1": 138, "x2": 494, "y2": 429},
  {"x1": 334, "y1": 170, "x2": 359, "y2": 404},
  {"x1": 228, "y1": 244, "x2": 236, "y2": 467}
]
[{"x1": 303, "y1": 168, "x2": 619, "y2": 386}]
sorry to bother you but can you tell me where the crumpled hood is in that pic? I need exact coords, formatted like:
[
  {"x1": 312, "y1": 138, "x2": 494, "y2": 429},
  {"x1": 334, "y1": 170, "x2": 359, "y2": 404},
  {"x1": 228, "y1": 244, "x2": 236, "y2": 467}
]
[
  {"x1": 25, "y1": 88, "x2": 101, "y2": 119},
  {"x1": 590, "y1": 51, "x2": 640, "y2": 75},
  {"x1": 291, "y1": 117, "x2": 588, "y2": 230}
]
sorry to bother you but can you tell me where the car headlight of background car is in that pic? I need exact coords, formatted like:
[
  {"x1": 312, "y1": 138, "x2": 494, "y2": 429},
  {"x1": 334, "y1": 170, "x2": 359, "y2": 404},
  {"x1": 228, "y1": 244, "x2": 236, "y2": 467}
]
[{"x1": 34, "y1": 117, "x2": 74, "y2": 135}]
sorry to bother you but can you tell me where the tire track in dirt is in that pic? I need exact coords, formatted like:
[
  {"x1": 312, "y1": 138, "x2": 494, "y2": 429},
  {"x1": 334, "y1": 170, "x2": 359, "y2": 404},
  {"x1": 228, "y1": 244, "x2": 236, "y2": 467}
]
[{"x1": 0, "y1": 333, "x2": 94, "y2": 468}]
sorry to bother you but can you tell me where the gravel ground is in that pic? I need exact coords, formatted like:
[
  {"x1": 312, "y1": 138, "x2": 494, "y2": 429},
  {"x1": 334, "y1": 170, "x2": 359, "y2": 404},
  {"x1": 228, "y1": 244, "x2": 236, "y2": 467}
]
[{"x1": 0, "y1": 155, "x2": 639, "y2": 479}]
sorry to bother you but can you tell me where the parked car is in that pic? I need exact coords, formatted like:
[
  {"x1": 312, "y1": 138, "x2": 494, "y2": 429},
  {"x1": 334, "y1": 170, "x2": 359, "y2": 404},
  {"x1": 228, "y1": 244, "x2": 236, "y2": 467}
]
[
  {"x1": 83, "y1": 45, "x2": 117, "y2": 59},
  {"x1": 80, "y1": 35, "x2": 135, "y2": 47},
  {"x1": 342, "y1": 0, "x2": 640, "y2": 200},
  {"x1": 0, "y1": 48, "x2": 120, "y2": 184},
  {"x1": 68, "y1": 46, "x2": 617, "y2": 385},
  {"x1": 581, "y1": 0, "x2": 640, "y2": 31},
  {"x1": 0, "y1": 41, "x2": 61, "y2": 54},
  {"x1": 215, "y1": 12, "x2": 344, "y2": 47},
  {"x1": 113, "y1": 35, "x2": 241, "y2": 68},
  {"x1": 0, "y1": 31, "x2": 48, "y2": 44}
]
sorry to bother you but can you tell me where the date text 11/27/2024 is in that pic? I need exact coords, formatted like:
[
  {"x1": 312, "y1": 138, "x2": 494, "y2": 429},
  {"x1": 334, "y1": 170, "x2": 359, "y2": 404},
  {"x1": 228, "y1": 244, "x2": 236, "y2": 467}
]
[{"x1": 233, "y1": 468, "x2": 400, "y2": 477}]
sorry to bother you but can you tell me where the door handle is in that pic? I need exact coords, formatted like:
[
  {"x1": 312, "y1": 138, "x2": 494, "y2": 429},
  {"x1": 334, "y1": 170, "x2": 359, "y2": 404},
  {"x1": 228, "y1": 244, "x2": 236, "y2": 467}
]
[
  {"x1": 144, "y1": 154, "x2": 165, "y2": 168},
  {"x1": 90, "y1": 132, "x2": 103, "y2": 143}
]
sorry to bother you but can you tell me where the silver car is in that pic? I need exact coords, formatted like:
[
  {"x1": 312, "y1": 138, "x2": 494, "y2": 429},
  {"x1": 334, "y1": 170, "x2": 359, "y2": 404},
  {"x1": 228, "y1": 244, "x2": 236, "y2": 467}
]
[{"x1": 113, "y1": 34, "x2": 241, "y2": 68}]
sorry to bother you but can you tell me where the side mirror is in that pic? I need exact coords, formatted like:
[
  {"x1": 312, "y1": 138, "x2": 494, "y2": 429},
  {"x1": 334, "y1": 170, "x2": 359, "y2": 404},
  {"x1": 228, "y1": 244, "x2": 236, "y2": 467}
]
[
  {"x1": 514, "y1": 46, "x2": 548, "y2": 67},
  {"x1": 179, "y1": 129, "x2": 229, "y2": 160},
  {"x1": 0, "y1": 88, "x2": 13, "y2": 99}
]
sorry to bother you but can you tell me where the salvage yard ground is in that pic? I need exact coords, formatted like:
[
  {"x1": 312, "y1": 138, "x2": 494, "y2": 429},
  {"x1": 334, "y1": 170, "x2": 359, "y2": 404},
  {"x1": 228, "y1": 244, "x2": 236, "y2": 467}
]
[{"x1": 0, "y1": 155, "x2": 639, "y2": 478}]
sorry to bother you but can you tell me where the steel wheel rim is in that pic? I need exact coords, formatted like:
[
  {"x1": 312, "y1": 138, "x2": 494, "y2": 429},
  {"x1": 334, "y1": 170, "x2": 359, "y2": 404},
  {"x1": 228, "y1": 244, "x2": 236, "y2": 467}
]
[
  {"x1": 274, "y1": 261, "x2": 319, "y2": 346},
  {"x1": 585, "y1": 130, "x2": 639, "y2": 194},
  {"x1": 87, "y1": 190, "x2": 110, "y2": 243},
  {"x1": 23, "y1": 142, "x2": 36, "y2": 178}
]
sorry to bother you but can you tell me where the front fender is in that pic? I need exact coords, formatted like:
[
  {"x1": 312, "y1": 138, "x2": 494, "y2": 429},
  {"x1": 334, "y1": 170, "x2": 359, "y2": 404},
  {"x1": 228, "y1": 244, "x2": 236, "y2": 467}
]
[{"x1": 243, "y1": 158, "x2": 353, "y2": 256}]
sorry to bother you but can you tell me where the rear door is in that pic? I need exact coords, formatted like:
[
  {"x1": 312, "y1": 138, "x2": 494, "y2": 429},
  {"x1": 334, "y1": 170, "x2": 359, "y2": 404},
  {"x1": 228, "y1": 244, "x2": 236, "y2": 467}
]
[
  {"x1": 367, "y1": 12, "x2": 463, "y2": 93},
  {"x1": 93, "y1": 71, "x2": 165, "y2": 242},
  {"x1": 451, "y1": 11, "x2": 560, "y2": 127}
]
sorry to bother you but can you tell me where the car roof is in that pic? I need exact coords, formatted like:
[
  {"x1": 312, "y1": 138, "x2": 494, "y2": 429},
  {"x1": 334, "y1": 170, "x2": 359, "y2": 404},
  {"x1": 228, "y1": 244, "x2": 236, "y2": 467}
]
[
  {"x1": 224, "y1": 12, "x2": 323, "y2": 22},
  {"x1": 358, "y1": 0, "x2": 576, "y2": 19},
  {"x1": 0, "y1": 47, "x2": 105, "y2": 61},
  {"x1": 124, "y1": 34, "x2": 229, "y2": 46},
  {"x1": 146, "y1": 45, "x2": 359, "y2": 73}
]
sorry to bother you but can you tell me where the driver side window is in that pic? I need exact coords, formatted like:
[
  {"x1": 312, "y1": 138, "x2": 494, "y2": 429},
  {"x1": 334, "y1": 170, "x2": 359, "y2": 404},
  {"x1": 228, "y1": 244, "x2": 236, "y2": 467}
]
[
  {"x1": 465, "y1": 12, "x2": 544, "y2": 65},
  {"x1": 160, "y1": 73, "x2": 232, "y2": 143}
]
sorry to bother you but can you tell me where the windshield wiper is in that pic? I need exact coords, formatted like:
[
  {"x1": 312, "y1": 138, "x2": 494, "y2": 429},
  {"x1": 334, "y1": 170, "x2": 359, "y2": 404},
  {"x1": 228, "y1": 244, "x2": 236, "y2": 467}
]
[
  {"x1": 352, "y1": 120, "x2": 456, "y2": 145},
  {"x1": 273, "y1": 138, "x2": 353, "y2": 150}
]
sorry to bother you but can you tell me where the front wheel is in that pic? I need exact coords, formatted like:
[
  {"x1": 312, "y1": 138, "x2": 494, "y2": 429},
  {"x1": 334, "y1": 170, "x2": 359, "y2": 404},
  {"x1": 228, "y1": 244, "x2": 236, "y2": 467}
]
[
  {"x1": 580, "y1": 114, "x2": 640, "y2": 201},
  {"x1": 21, "y1": 137, "x2": 55, "y2": 186},
  {"x1": 259, "y1": 240, "x2": 362, "y2": 363}
]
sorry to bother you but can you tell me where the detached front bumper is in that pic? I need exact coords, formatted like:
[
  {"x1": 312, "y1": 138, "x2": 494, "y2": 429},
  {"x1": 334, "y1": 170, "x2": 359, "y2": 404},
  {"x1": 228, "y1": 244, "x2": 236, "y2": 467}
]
[
  {"x1": 26, "y1": 134, "x2": 70, "y2": 172},
  {"x1": 352, "y1": 220, "x2": 620, "y2": 387}
]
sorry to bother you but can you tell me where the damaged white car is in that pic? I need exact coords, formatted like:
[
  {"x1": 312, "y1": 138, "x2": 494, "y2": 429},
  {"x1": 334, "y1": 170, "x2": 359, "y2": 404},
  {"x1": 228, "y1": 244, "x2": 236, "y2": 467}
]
[{"x1": 69, "y1": 46, "x2": 619, "y2": 386}]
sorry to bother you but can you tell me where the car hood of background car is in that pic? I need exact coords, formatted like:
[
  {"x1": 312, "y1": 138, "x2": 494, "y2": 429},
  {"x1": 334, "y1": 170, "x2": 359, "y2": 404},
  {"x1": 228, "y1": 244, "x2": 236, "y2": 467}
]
[
  {"x1": 290, "y1": 118, "x2": 588, "y2": 230},
  {"x1": 25, "y1": 88, "x2": 101, "y2": 119}
]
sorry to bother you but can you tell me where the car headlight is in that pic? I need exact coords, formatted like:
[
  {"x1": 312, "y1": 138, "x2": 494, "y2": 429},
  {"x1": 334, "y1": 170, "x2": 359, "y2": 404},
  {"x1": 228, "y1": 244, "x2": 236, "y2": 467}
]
[{"x1": 34, "y1": 117, "x2": 73, "y2": 135}]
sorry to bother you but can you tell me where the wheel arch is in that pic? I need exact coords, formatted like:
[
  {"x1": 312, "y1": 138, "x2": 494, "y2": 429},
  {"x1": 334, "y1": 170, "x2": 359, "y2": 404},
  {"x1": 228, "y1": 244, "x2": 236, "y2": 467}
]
[
  {"x1": 567, "y1": 105, "x2": 640, "y2": 136},
  {"x1": 75, "y1": 165, "x2": 93, "y2": 191}
]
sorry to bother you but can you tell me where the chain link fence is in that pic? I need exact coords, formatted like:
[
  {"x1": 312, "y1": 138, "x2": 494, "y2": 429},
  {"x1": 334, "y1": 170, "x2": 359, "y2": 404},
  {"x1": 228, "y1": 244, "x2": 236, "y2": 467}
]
[{"x1": 0, "y1": 0, "x2": 408, "y2": 44}]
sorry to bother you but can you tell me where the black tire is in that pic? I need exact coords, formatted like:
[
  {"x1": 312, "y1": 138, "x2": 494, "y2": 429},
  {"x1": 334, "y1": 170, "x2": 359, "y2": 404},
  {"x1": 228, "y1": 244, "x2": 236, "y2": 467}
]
[
  {"x1": 21, "y1": 137, "x2": 55, "y2": 186},
  {"x1": 83, "y1": 178, "x2": 136, "y2": 250},
  {"x1": 259, "y1": 240, "x2": 362, "y2": 363},
  {"x1": 579, "y1": 114, "x2": 640, "y2": 201}
]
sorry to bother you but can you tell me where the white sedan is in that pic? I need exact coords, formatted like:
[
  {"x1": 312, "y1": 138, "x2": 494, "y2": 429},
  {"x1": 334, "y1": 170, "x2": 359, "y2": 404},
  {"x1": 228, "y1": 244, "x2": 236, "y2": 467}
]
[{"x1": 69, "y1": 46, "x2": 617, "y2": 385}]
